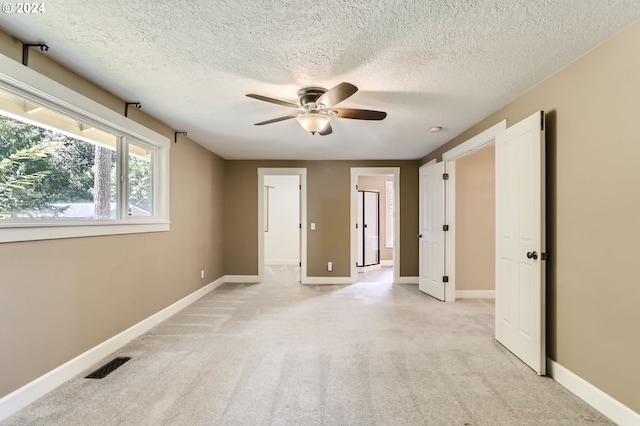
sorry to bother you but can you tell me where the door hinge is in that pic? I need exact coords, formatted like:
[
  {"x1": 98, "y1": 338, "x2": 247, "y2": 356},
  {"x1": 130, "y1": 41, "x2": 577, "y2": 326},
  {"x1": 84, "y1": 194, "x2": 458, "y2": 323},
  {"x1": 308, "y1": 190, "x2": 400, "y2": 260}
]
[
  {"x1": 443, "y1": 224, "x2": 449, "y2": 231},
  {"x1": 299, "y1": 223, "x2": 302, "y2": 229},
  {"x1": 299, "y1": 184, "x2": 301, "y2": 190},
  {"x1": 541, "y1": 252, "x2": 548, "y2": 260},
  {"x1": 541, "y1": 111, "x2": 545, "y2": 131},
  {"x1": 443, "y1": 276, "x2": 449, "y2": 283},
  {"x1": 299, "y1": 262, "x2": 302, "y2": 267},
  {"x1": 443, "y1": 173, "x2": 449, "y2": 180}
]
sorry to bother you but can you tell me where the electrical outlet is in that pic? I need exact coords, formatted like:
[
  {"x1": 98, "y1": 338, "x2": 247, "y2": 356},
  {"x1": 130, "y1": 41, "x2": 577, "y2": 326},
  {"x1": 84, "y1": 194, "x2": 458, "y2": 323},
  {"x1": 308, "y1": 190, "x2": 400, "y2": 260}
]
[
  {"x1": 327, "y1": 262, "x2": 332, "y2": 272},
  {"x1": 201, "y1": 270, "x2": 205, "y2": 279}
]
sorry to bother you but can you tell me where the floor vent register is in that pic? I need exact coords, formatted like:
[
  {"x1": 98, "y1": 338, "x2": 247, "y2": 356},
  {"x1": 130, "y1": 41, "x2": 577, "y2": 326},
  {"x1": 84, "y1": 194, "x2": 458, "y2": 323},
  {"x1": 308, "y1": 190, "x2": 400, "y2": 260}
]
[{"x1": 85, "y1": 357, "x2": 131, "y2": 379}]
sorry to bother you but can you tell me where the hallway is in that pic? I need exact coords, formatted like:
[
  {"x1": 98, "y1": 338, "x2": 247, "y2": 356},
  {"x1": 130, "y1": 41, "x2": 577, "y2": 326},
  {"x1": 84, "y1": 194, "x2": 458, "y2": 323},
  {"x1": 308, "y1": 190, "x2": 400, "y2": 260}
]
[{"x1": 357, "y1": 266, "x2": 394, "y2": 283}]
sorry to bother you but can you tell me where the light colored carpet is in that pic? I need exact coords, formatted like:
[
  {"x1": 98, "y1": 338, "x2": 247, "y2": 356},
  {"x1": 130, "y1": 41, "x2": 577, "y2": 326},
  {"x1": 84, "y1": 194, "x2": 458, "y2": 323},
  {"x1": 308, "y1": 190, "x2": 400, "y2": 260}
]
[
  {"x1": 2, "y1": 267, "x2": 611, "y2": 425},
  {"x1": 357, "y1": 265, "x2": 394, "y2": 283}
]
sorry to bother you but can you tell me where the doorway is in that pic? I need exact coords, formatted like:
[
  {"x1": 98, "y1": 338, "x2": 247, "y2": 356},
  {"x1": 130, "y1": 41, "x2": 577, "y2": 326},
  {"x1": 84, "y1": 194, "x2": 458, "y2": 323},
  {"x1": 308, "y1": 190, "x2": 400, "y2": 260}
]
[
  {"x1": 356, "y1": 189, "x2": 380, "y2": 269},
  {"x1": 441, "y1": 121, "x2": 505, "y2": 300},
  {"x1": 258, "y1": 168, "x2": 307, "y2": 283},
  {"x1": 450, "y1": 145, "x2": 496, "y2": 299},
  {"x1": 350, "y1": 167, "x2": 400, "y2": 284}
]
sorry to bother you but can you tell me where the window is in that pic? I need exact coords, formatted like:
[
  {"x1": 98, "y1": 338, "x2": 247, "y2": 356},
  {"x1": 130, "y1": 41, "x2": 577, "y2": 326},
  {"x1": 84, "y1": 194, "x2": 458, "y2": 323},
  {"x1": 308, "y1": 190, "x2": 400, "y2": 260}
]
[
  {"x1": 0, "y1": 53, "x2": 169, "y2": 242},
  {"x1": 385, "y1": 180, "x2": 394, "y2": 248},
  {"x1": 127, "y1": 141, "x2": 155, "y2": 218}
]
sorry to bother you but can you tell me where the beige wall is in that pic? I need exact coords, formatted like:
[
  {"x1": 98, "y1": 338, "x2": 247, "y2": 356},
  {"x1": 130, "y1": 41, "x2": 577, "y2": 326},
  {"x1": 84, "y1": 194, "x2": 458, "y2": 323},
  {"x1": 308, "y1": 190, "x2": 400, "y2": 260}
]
[
  {"x1": 455, "y1": 147, "x2": 495, "y2": 291},
  {"x1": 0, "y1": 32, "x2": 225, "y2": 397},
  {"x1": 224, "y1": 161, "x2": 418, "y2": 278},
  {"x1": 422, "y1": 21, "x2": 640, "y2": 412},
  {"x1": 358, "y1": 175, "x2": 394, "y2": 262}
]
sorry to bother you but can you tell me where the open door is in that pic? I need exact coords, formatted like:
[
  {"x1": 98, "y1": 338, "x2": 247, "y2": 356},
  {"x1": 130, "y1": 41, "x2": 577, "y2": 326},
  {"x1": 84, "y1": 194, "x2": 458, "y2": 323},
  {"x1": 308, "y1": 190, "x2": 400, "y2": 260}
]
[
  {"x1": 495, "y1": 111, "x2": 546, "y2": 375},
  {"x1": 418, "y1": 161, "x2": 446, "y2": 301}
]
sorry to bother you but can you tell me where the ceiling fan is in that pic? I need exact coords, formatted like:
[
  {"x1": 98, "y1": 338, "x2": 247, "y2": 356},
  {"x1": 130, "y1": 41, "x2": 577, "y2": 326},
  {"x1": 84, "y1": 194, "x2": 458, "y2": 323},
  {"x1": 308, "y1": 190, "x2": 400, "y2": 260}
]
[{"x1": 246, "y1": 82, "x2": 387, "y2": 135}]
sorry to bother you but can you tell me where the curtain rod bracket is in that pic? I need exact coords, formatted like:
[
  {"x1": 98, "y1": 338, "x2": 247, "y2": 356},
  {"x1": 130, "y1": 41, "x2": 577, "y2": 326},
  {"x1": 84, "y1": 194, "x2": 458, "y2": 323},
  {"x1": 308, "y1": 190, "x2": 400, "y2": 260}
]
[
  {"x1": 174, "y1": 131, "x2": 187, "y2": 143},
  {"x1": 22, "y1": 42, "x2": 49, "y2": 66},
  {"x1": 124, "y1": 102, "x2": 141, "y2": 117}
]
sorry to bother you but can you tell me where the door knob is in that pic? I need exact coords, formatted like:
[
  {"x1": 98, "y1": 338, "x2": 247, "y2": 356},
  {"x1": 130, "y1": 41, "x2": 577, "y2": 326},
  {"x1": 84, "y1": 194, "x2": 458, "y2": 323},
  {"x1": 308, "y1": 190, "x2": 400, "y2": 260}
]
[
  {"x1": 417, "y1": 234, "x2": 423, "y2": 239},
  {"x1": 527, "y1": 251, "x2": 538, "y2": 260}
]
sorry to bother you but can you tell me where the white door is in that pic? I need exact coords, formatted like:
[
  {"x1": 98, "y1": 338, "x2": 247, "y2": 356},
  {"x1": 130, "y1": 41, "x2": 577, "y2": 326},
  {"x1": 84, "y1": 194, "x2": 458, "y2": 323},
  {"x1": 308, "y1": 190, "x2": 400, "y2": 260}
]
[
  {"x1": 418, "y1": 162, "x2": 446, "y2": 301},
  {"x1": 495, "y1": 111, "x2": 546, "y2": 375}
]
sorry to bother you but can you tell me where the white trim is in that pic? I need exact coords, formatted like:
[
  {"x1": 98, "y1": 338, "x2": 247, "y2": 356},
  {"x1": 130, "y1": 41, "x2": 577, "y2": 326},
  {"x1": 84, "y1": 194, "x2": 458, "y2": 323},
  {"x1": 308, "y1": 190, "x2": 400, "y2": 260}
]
[
  {"x1": 0, "y1": 222, "x2": 170, "y2": 243},
  {"x1": 0, "y1": 276, "x2": 225, "y2": 422},
  {"x1": 547, "y1": 359, "x2": 640, "y2": 425},
  {"x1": 381, "y1": 260, "x2": 394, "y2": 267},
  {"x1": 441, "y1": 120, "x2": 506, "y2": 302},
  {"x1": 258, "y1": 168, "x2": 307, "y2": 284},
  {"x1": 395, "y1": 276, "x2": 419, "y2": 284},
  {"x1": 350, "y1": 167, "x2": 400, "y2": 284},
  {"x1": 223, "y1": 275, "x2": 261, "y2": 283},
  {"x1": 444, "y1": 160, "x2": 457, "y2": 303},
  {"x1": 264, "y1": 260, "x2": 300, "y2": 266},
  {"x1": 442, "y1": 121, "x2": 506, "y2": 162},
  {"x1": 0, "y1": 52, "x2": 171, "y2": 242},
  {"x1": 302, "y1": 276, "x2": 353, "y2": 285},
  {"x1": 455, "y1": 290, "x2": 495, "y2": 299}
]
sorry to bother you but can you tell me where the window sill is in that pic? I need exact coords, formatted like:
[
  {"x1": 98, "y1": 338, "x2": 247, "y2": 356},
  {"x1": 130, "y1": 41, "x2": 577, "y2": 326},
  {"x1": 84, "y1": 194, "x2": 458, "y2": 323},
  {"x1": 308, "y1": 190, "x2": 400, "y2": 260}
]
[{"x1": 0, "y1": 221, "x2": 170, "y2": 243}]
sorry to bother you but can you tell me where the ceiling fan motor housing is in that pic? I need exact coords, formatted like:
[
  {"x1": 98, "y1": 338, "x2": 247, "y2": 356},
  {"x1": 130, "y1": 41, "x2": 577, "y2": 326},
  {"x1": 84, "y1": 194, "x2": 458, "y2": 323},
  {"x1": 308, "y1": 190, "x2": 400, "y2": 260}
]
[{"x1": 298, "y1": 87, "x2": 327, "y2": 108}]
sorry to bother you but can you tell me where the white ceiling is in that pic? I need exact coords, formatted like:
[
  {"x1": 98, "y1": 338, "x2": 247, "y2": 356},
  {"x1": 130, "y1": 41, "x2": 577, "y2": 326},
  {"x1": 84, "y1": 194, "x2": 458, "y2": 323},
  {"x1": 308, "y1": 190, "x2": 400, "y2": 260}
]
[{"x1": 1, "y1": 1, "x2": 639, "y2": 160}]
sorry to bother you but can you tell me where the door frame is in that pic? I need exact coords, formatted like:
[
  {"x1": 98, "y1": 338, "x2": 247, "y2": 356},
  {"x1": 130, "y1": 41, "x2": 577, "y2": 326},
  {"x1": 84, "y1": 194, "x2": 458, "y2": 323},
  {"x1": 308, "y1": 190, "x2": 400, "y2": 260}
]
[
  {"x1": 350, "y1": 167, "x2": 400, "y2": 284},
  {"x1": 258, "y1": 168, "x2": 307, "y2": 283},
  {"x1": 441, "y1": 120, "x2": 506, "y2": 302}
]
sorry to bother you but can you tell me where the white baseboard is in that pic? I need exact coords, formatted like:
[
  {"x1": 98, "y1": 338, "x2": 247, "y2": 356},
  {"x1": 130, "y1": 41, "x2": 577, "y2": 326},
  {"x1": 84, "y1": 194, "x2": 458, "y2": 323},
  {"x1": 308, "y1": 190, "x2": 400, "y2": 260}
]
[
  {"x1": 396, "y1": 276, "x2": 419, "y2": 284},
  {"x1": 456, "y1": 290, "x2": 495, "y2": 299},
  {"x1": 302, "y1": 276, "x2": 352, "y2": 285},
  {"x1": 381, "y1": 260, "x2": 394, "y2": 266},
  {"x1": 0, "y1": 276, "x2": 226, "y2": 422},
  {"x1": 223, "y1": 275, "x2": 261, "y2": 283},
  {"x1": 547, "y1": 359, "x2": 640, "y2": 425},
  {"x1": 264, "y1": 260, "x2": 300, "y2": 266}
]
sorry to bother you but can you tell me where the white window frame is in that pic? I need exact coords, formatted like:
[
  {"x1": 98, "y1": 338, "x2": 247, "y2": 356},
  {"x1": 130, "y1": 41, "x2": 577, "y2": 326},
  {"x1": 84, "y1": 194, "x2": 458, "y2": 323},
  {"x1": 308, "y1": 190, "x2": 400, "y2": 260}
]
[
  {"x1": 0, "y1": 53, "x2": 170, "y2": 243},
  {"x1": 124, "y1": 137, "x2": 159, "y2": 219}
]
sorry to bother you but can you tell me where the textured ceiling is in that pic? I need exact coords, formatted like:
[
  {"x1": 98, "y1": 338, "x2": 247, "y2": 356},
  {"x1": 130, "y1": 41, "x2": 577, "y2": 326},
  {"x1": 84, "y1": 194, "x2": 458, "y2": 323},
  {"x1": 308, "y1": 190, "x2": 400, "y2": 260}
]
[{"x1": 1, "y1": 1, "x2": 639, "y2": 160}]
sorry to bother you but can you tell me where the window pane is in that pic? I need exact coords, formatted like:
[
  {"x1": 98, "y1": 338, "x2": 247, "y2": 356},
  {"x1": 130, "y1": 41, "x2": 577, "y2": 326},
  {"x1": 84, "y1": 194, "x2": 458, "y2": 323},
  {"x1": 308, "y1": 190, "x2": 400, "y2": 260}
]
[
  {"x1": 0, "y1": 113, "x2": 117, "y2": 220},
  {"x1": 385, "y1": 180, "x2": 394, "y2": 247},
  {"x1": 128, "y1": 143, "x2": 154, "y2": 217}
]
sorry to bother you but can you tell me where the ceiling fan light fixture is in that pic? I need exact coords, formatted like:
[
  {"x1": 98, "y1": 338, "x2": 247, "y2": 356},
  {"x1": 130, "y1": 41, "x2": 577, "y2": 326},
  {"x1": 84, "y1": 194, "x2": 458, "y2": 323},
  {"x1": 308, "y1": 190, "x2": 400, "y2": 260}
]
[
  {"x1": 296, "y1": 113, "x2": 331, "y2": 134},
  {"x1": 248, "y1": 82, "x2": 386, "y2": 134}
]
